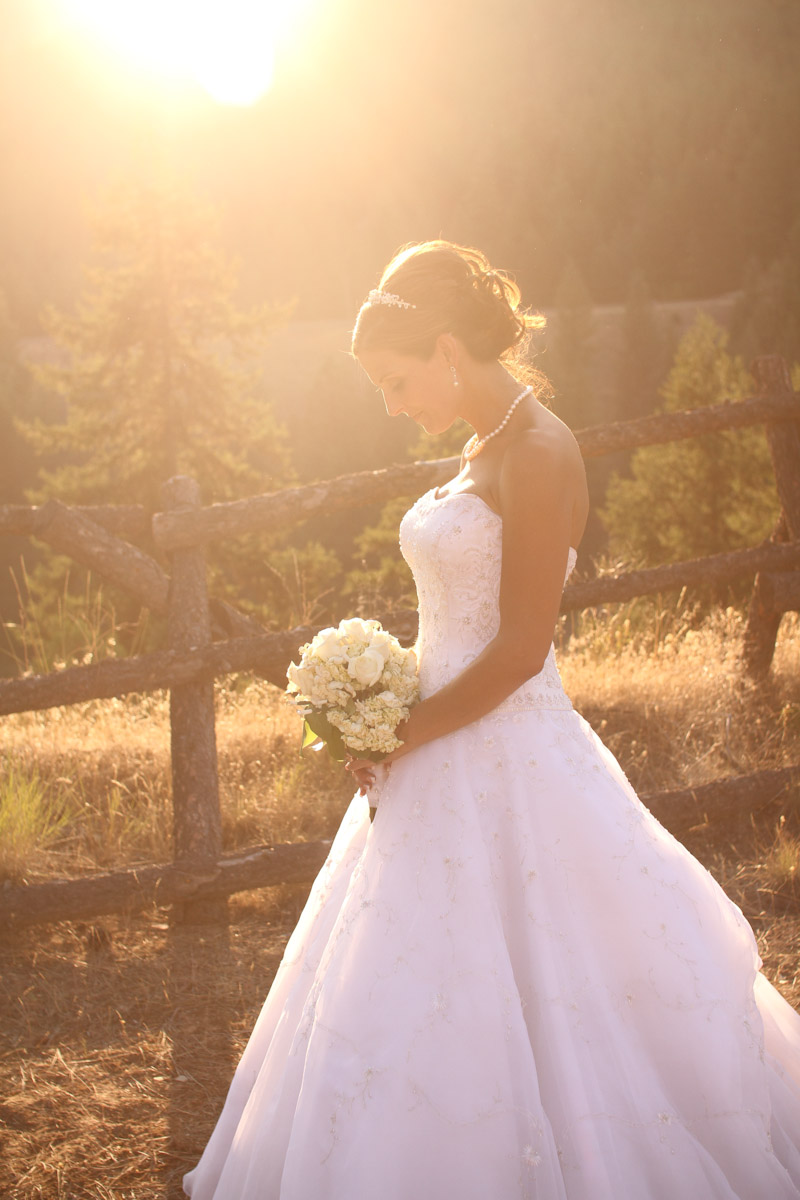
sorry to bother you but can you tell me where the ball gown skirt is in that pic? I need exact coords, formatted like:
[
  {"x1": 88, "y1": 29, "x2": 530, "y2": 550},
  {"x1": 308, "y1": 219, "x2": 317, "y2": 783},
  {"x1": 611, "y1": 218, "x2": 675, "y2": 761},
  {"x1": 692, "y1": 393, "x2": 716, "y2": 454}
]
[{"x1": 184, "y1": 489, "x2": 800, "y2": 1199}]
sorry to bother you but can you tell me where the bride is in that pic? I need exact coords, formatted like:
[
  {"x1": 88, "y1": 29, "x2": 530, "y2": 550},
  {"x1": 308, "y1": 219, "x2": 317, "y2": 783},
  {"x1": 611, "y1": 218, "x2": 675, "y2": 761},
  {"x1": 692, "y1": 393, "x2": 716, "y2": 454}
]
[{"x1": 184, "y1": 241, "x2": 800, "y2": 1199}]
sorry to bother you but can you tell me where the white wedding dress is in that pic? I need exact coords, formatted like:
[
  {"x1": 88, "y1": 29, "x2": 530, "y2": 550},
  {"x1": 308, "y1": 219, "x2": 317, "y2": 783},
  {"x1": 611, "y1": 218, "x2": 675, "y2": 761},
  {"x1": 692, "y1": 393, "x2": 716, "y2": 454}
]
[{"x1": 184, "y1": 488, "x2": 800, "y2": 1199}]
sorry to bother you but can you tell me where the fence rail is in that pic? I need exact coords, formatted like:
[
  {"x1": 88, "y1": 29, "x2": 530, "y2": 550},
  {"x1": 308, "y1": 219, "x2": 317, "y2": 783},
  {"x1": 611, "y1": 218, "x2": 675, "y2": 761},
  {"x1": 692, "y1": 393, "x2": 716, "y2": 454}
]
[
  {"x1": 2, "y1": 541, "x2": 800, "y2": 718},
  {"x1": 1, "y1": 355, "x2": 799, "y2": 926},
  {"x1": 149, "y1": 392, "x2": 800, "y2": 551}
]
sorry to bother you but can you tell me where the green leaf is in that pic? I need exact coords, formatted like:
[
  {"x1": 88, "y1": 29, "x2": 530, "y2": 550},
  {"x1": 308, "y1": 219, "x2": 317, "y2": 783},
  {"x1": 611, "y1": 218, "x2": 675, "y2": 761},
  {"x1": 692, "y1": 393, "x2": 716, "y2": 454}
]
[
  {"x1": 300, "y1": 707, "x2": 394, "y2": 764},
  {"x1": 301, "y1": 719, "x2": 321, "y2": 750},
  {"x1": 301, "y1": 708, "x2": 348, "y2": 762}
]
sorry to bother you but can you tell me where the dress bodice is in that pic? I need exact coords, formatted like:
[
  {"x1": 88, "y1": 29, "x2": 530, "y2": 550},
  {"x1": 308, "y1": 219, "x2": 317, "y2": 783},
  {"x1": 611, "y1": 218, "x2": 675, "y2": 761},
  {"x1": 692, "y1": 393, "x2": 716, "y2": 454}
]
[{"x1": 399, "y1": 488, "x2": 577, "y2": 712}]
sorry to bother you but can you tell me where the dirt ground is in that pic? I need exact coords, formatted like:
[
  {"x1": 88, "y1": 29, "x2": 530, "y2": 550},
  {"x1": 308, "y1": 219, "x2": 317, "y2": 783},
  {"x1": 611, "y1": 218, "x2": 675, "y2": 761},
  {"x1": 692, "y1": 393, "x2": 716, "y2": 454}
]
[{"x1": 0, "y1": 886, "x2": 311, "y2": 1199}]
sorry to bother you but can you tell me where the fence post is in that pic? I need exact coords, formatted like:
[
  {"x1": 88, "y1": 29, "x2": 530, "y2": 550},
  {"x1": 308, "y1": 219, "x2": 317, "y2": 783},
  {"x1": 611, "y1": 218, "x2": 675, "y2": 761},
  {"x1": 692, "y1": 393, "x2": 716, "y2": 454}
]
[
  {"x1": 162, "y1": 476, "x2": 225, "y2": 923},
  {"x1": 743, "y1": 357, "x2": 800, "y2": 678}
]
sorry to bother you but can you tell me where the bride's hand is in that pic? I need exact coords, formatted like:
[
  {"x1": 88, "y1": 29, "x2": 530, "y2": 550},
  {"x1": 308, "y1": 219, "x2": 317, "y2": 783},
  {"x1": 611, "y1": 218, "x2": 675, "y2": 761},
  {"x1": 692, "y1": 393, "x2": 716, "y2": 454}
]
[
  {"x1": 344, "y1": 755, "x2": 378, "y2": 796},
  {"x1": 344, "y1": 713, "x2": 417, "y2": 796}
]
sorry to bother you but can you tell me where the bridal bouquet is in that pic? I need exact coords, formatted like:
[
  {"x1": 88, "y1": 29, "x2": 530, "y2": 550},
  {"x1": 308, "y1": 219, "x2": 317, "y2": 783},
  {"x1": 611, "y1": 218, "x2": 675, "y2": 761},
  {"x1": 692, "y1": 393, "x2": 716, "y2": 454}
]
[{"x1": 286, "y1": 618, "x2": 419, "y2": 761}]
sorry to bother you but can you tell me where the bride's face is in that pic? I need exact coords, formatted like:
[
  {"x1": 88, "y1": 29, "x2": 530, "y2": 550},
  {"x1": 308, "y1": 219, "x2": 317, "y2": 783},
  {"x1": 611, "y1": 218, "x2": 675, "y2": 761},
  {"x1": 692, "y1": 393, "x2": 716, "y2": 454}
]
[{"x1": 358, "y1": 345, "x2": 459, "y2": 435}]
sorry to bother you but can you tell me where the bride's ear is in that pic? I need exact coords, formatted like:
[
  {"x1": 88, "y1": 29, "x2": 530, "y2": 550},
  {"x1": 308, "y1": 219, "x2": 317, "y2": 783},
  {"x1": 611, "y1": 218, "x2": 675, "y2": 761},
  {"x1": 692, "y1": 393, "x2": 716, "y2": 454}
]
[{"x1": 434, "y1": 331, "x2": 460, "y2": 368}]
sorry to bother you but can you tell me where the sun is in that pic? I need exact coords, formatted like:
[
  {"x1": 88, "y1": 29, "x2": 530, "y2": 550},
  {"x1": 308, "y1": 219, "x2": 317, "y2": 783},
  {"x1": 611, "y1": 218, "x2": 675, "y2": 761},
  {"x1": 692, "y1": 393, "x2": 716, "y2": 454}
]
[{"x1": 59, "y1": 0, "x2": 312, "y2": 106}]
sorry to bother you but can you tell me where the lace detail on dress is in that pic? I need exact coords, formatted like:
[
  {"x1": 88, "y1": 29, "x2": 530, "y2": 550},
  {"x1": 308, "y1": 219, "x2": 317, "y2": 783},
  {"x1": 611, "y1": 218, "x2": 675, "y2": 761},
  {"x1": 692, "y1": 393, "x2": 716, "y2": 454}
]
[{"x1": 399, "y1": 489, "x2": 576, "y2": 711}]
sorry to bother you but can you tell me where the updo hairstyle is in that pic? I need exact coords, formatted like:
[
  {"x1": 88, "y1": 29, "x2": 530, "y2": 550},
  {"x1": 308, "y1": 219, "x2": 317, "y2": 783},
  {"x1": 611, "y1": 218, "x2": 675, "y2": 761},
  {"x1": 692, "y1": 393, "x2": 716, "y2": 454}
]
[{"x1": 352, "y1": 240, "x2": 547, "y2": 390}]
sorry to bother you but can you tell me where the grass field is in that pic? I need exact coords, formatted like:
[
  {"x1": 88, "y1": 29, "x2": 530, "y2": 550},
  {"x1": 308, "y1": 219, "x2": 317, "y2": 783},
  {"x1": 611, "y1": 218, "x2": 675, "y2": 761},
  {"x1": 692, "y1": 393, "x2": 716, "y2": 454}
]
[{"x1": 1, "y1": 607, "x2": 799, "y2": 1198}]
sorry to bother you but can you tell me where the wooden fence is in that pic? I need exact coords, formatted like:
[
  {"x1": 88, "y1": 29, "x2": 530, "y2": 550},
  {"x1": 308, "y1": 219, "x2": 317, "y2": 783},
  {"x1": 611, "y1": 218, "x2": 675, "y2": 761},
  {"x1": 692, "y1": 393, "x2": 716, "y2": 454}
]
[{"x1": 1, "y1": 355, "x2": 799, "y2": 928}]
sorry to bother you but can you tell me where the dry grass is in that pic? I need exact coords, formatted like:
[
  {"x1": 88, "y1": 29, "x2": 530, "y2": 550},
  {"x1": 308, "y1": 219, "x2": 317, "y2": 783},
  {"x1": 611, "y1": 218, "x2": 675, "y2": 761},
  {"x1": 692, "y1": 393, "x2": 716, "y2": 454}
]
[
  {"x1": 1, "y1": 611, "x2": 799, "y2": 1197},
  {"x1": 560, "y1": 606, "x2": 800, "y2": 794},
  {"x1": 0, "y1": 681, "x2": 353, "y2": 884}
]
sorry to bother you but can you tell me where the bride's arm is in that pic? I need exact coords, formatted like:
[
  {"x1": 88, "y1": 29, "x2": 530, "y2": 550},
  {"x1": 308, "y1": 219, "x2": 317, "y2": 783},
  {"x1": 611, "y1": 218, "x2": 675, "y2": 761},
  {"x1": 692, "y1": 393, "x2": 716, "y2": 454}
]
[{"x1": 383, "y1": 430, "x2": 582, "y2": 763}]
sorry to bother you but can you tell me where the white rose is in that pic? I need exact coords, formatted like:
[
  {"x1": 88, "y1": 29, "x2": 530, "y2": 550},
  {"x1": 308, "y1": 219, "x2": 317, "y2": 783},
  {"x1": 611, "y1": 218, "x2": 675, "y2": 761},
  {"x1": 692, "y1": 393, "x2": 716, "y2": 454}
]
[
  {"x1": 311, "y1": 627, "x2": 343, "y2": 661},
  {"x1": 286, "y1": 663, "x2": 316, "y2": 696},
  {"x1": 402, "y1": 649, "x2": 418, "y2": 675},
  {"x1": 347, "y1": 648, "x2": 385, "y2": 688},
  {"x1": 368, "y1": 632, "x2": 393, "y2": 662},
  {"x1": 338, "y1": 617, "x2": 373, "y2": 644}
]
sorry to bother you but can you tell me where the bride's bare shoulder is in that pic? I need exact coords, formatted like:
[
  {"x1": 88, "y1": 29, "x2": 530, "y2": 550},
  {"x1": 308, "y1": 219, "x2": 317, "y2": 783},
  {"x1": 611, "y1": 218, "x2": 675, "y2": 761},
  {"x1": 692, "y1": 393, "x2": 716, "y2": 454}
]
[
  {"x1": 504, "y1": 403, "x2": 583, "y2": 475},
  {"x1": 531, "y1": 401, "x2": 583, "y2": 456},
  {"x1": 497, "y1": 406, "x2": 588, "y2": 533},
  {"x1": 498, "y1": 434, "x2": 572, "y2": 498}
]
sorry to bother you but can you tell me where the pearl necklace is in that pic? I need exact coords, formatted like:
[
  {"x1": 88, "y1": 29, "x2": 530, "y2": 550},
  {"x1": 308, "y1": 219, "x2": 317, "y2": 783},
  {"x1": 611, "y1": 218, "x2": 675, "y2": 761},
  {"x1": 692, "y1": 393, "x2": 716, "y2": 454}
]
[{"x1": 464, "y1": 385, "x2": 533, "y2": 461}]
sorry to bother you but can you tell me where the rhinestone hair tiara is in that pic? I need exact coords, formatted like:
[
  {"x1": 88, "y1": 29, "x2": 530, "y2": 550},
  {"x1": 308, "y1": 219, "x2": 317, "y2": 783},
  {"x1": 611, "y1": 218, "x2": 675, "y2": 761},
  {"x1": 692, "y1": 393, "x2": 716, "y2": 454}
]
[{"x1": 366, "y1": 289, "x2": 416, "y2": 310}]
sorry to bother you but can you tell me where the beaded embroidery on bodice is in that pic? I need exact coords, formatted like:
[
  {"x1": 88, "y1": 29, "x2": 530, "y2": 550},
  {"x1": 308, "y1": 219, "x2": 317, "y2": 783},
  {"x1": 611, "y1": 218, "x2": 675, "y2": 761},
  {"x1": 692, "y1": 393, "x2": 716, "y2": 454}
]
[{"x1": 399, "y1": 488, "x2": 577, "y2": 711}]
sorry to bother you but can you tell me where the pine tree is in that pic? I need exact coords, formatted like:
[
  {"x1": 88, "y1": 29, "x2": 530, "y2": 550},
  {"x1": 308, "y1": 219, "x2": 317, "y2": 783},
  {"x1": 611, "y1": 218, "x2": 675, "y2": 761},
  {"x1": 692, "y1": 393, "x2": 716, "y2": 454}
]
[
  {"x1": 0, "y1": 289, "x2": 36, "y2": 506},
  {"x1": 0, "y1": 289, "x2": 67, "y2": 638},
  {"x1": 600, "y1": 315, "x2": 779, "y2": 568},
  {"x1": 20, "y1": 184, "x2": 291, "y2": 511},
  {"x1": 341, "y1": 496, "x2": 416, "y2": 615},
  {"x1": 615, "y1": 270, "x2": 664, "y2": 421},
  {"x1": 338, "y1": 405, "x2": 472, "y2": 612},
  {"x1": 731, "y1": 219, "x2": 800, "y2": 365},
  {"x1": 291, "y1": 353, "x2": 413, "y2": 484},
  {"x1": 548, "y1": 260, "x2": 595, "y2": 427},
  {"x1": 11, "y1": 185, "x2": 303, "y2": 658}
]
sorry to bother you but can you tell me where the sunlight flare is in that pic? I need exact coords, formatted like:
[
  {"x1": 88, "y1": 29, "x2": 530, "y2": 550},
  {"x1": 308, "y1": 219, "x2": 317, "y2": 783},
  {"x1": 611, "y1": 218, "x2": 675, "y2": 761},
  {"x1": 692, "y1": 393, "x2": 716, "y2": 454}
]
[{"x1": 59, "y1": 0, "x2": 313, "y2": 104}]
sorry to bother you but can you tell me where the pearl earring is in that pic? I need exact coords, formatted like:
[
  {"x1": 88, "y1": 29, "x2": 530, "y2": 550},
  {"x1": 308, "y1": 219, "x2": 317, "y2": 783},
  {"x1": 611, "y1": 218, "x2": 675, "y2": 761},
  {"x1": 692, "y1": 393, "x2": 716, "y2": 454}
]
[{"x1": 450, "y1": 365, "x2": 460, "y2": 389}]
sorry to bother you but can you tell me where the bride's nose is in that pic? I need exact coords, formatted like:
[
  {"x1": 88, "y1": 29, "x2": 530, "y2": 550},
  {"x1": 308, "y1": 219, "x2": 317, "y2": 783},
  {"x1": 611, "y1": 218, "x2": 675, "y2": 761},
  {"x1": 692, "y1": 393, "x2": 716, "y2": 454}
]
[{"x1": 384, "y1": 396, "x2": 406, "y2": 418}]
